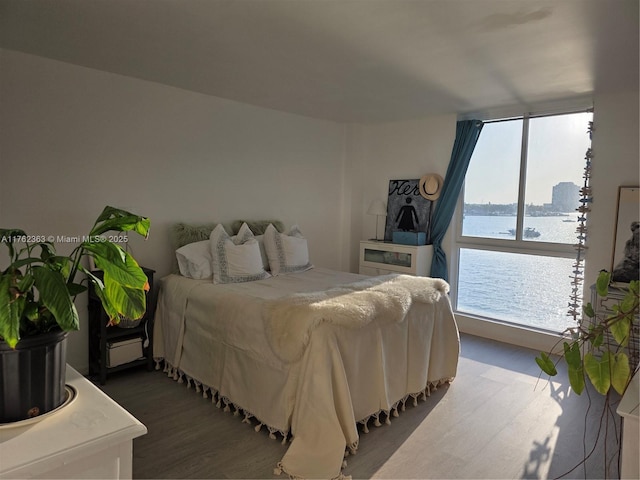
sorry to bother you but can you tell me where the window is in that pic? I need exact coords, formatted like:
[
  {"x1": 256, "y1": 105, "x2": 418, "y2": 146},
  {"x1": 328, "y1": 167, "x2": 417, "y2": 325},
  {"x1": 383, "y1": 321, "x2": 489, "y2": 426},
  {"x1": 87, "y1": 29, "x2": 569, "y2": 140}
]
[{"x1": 454, "y1": 111, "x2": 593, "y2": 333}]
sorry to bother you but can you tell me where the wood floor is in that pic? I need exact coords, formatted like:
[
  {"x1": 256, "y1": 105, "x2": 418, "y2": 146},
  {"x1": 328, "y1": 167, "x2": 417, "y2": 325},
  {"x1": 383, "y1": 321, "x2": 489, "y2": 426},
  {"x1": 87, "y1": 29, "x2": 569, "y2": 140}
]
[{"x1": 99, "y1": 334, "x2": 620, "y2": 479}]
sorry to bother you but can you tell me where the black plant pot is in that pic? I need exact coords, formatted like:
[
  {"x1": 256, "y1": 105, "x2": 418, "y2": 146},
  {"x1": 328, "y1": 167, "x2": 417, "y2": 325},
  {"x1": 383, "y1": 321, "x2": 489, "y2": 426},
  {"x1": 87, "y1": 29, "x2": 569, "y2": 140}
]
[{"x1": 0, "y1": 330, "x2": 68, "y2": 423}]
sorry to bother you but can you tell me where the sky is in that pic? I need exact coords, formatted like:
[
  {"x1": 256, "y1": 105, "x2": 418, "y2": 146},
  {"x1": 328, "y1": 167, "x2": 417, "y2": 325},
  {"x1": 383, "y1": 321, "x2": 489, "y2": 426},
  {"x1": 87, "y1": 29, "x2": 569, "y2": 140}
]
[{"x1": 464, "y1": 112, "x2": 593, "y2": 205}]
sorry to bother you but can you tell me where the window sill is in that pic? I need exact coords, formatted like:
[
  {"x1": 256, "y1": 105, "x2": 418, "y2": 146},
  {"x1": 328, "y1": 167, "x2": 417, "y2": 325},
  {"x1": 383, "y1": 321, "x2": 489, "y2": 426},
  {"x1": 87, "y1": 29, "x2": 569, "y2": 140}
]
[{"x1": 455, "y1": 312, "x2": 565, "y2": 353}]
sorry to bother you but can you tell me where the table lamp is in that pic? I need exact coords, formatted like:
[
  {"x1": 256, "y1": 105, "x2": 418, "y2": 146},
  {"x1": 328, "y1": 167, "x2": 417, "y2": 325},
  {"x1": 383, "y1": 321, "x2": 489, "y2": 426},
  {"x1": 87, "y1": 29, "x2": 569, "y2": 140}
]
[{"x1": 367, "y1": 199, "x2": 387, "y2": 241}]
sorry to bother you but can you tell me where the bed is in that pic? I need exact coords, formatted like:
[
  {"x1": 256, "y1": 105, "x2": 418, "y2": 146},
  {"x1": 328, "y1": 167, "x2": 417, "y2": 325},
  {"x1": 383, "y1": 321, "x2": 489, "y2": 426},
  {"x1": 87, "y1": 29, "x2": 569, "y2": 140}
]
[{"x1": 153, "y1": 221, "x2": 460, "y2": 479}]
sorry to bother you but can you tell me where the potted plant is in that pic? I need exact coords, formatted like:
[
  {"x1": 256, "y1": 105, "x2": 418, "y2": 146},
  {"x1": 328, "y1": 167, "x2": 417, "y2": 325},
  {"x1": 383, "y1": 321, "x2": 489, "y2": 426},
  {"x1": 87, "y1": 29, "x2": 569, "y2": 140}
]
[
  {"x1": 536, "y1": 270, "x2": 639, "y2": 476},
  {"x1": 0, "y1": 206, "x2": 150, "y2": 423}
]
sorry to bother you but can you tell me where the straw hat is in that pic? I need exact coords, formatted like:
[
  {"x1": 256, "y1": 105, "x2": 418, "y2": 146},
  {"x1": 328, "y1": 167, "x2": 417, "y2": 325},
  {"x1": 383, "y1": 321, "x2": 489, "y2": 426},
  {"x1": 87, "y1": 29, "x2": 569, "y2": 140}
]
[{"x1": 419, "y1": 173, "x2": 444, "y2": 201}]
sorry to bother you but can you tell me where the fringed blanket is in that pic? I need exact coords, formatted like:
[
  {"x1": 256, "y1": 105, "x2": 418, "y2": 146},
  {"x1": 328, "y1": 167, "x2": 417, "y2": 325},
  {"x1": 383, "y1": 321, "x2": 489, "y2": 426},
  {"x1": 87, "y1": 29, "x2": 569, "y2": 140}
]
[{"x1": 153, "y1": 268, "x2": 459, "y2": 479}]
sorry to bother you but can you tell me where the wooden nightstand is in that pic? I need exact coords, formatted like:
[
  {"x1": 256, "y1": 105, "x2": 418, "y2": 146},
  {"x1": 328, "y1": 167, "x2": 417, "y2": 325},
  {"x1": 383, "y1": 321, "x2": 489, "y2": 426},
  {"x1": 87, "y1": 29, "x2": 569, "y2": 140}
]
[
  {"x1": 88, "y1": 267, "x2": 155, "y2": 385},
  {"x1": 359, "y1": 240, "x2": 433, "y2": 276}
]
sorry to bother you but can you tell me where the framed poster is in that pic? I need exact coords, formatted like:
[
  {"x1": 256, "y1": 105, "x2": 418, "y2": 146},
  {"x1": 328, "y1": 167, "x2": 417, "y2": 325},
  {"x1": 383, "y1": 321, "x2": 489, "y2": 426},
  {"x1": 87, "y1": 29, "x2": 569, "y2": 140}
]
[
  {"x1": 385, "y1": 179, "x2": 433, "y2": 242},
  {"x1": 610, "y1": 186, "x2": 639, "y2": 285}
]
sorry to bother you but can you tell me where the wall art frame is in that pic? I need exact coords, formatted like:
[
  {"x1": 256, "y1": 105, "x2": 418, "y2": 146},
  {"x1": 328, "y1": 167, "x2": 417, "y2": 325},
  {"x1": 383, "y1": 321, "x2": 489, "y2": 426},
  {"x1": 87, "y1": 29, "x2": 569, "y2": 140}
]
[
  {"x1": 384, "y1": 179, "x2": 433, "y2": 242},
  {"x1": 610, "y1": 186, "x2": 639, "y2": 286}
]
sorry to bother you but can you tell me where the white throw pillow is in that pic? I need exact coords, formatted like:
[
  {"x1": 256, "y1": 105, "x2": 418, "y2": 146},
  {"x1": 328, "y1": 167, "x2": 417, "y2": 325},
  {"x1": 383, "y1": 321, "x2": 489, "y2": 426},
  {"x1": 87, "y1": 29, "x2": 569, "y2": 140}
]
[
  {"x1": 210, "y1": 223, "x2": 271, "y2": 284},
  {"x1": 175, "y1": 240, "x2": 212, "y2": 279},
  {"x1": 235, "y1": 223, "x2": 270, "y2": 271},
  {"x1": 255, "y1": 234, "x2": 270, "y2": 271},
  {"x1": 263, "y1": 223, "x2": 313, "y2": 276}
]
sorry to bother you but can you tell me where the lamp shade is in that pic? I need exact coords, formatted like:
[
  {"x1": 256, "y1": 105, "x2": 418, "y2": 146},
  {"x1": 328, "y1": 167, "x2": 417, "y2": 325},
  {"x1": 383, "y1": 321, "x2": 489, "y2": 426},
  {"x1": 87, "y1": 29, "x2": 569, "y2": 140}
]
[{"x1": 367, "y1": 199, "x2": 387, "y2": 216}]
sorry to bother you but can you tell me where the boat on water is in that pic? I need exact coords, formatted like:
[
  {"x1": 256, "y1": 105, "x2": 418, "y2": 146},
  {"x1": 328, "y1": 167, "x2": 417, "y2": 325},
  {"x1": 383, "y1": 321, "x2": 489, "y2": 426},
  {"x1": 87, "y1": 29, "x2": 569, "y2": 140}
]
[
  {"x1": 507, "y1": 227, "x2": 541, "y2": 238},
  {"x1": 562, "y1": 218, "x2": 576, "y2": 222}
]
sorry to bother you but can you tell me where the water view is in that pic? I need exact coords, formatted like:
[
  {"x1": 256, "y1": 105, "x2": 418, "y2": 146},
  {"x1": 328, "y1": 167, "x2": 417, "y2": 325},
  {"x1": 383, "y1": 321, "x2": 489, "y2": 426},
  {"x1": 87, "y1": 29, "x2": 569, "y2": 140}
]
[
  {"x1": 462, "y1": 214, "x2": 579, "y2": 244},
  {"x1": 457, "y1": 215, "x2": 580, "y2": 333}
]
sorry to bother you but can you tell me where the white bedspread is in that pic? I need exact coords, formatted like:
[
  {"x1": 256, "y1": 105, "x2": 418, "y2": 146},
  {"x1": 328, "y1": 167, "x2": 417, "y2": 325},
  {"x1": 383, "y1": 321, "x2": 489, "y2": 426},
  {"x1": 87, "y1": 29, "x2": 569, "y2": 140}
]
[{"x1": 153, "y1": 268, "x2": 459, "y2": 479}]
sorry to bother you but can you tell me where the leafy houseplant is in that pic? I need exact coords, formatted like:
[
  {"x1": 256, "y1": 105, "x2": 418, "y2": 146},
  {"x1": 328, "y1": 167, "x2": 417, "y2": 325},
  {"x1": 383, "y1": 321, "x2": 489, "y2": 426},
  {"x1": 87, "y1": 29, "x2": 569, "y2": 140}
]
[
  {"x1": 536, "y1": 271, "x2": 639, "y2": 397},
  {"x1": 536, "y1": 270, "x2": 639, "y2": 477},
  {"x1": 0, "y1": 206, "x2": 150, "y2": 422}
]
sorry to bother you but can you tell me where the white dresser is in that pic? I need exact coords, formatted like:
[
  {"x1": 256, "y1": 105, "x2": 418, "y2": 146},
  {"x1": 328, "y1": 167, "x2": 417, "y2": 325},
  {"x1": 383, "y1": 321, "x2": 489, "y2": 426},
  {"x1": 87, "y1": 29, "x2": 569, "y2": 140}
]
[
  {"x1": 359, "y1": 240, "x2": 433, "y2": 276},
  {"x1": 617, "y1": 371, "x2": 639, "y2": 480},
  {"x1": 0, "y1": 366, "x2": 146, "y2": 479}
]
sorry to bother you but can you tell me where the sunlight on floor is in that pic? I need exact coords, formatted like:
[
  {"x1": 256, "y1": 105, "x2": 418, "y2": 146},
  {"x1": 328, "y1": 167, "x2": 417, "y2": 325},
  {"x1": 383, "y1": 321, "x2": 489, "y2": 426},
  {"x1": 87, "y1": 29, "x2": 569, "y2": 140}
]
[{"x1": 365, "y1": 353, "x2": 576, "y2": 479}]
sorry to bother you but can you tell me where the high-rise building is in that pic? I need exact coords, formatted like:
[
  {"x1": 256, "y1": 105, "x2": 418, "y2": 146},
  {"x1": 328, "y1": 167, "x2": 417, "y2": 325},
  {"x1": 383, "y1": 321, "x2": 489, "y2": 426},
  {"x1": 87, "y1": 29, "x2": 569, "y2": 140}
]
[{"x1": 552, "y1": 182, "x2": 580, "y2": 212}]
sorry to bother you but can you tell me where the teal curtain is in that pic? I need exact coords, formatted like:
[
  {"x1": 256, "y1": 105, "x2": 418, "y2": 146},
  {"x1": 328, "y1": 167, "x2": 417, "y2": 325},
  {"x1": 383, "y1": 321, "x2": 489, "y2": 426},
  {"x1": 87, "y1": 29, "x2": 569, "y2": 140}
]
[{"x1": 429, "y1": 120, "x2": 483, "y2": 281}]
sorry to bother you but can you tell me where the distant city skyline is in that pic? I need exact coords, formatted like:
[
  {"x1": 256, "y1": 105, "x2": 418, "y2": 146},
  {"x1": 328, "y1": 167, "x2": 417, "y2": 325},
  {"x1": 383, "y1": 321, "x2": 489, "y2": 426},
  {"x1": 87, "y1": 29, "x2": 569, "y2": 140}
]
[
  {"x1": 465, "y1": 181, "x2": 579, "y2": 208},
  {"x1": 464, "y1": 112, "x2": 592, "y2": 205}
]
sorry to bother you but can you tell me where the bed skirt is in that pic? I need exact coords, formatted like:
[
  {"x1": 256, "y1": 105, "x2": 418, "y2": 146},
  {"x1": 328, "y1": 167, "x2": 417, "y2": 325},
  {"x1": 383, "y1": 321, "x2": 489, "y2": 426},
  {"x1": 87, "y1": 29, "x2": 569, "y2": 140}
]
[
  {"x1": 155, "y1": 357, "x2": 454, "y2": 479},
  {"x1": 153, "y1": 271, "x2": 460, "y2": 478}
]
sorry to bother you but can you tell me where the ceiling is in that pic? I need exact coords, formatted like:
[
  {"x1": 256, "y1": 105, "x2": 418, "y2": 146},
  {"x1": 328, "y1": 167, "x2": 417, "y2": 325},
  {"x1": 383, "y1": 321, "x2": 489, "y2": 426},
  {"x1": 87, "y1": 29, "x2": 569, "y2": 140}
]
[{"x1": 0, "y1": 0, "x2": 638, "y2": 123}]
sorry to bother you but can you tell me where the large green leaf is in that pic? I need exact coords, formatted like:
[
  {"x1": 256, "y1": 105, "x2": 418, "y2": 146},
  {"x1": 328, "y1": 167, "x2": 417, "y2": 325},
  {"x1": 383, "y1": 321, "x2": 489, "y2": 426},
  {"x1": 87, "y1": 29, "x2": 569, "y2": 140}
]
[
  {"x1": 620, "y1": 291, "x2": 636, "y2": 312},
  {"x1": 0, "y1": 228, "x2": 26, "y2": 240},
  {"x1": 564, "y1": 342, "x2": 585, "y2": 395},
  {"x1": 568, "y1": 365, "x2": 586, "y2": 395},
  {"x1": 596, "y1": 271, "x2": 611, "y2": 298},
  {"x1": 584, "y1": 352, "x2": 611, "y2": 395},
  {"x1": 104, "y1": 279, "x2": 146, "y2": 321},
  {"x1": 0, "y1": 274, "x2": 23, "y2": 348},
  {"x1": 92, "y1": 283, "x2": 119, "y2": 321},
  {"x1": 82, "y1": 243, "x2": 147, "y2": 289},
  {"x1": 563, "y1": 342, "x2": 580, "y2": 366},
  {"x1": 536, "y1": 351, "x2": 557, "y2": 376},
  {"x1": 90, "y1": 206, "x2": 150, "y2": 238},
  {"x1": 93, "y1": 206, "x2": 132, "y2": 224},
  {"x1": 11, "y1": 256, "x2": 46, "y2": 270},
  {"x1": 583, "y1": 302, "x2": 595, "y2": 318},
  {"x1": 32, "y1": 266, "x2": 79, "y2": 332},
  {"x1": 0, "y1": 229, "x2": 26, "y2": 260},
  {"x1": 48, "y1": 255, "x2": 70, "y2": 278},
  {"x1": 84, "y1": 268, "x2": 120, "y2": 321},
  {"x1": 17, "y1": 273, "x2": 35, "y2": 293},
  {"x1": 610, "y1": 315, "x2": 631, "y2": 347},
  {"x1": 83, "y1": 241, "x2": 125, "y2": 265},
  {"x1": 90, "y1": 216, "x2": 148, "y2": 237},
  {"x1": 106, "y1": 251, "x2": 148, "y2": 290},
  {"x1": 38, "y1": 243, "x2": 55, "y2": 262},
  {"x1": 81, "y1": 245, "x2": 148, "y2": 322},
  {"x1": 611, "y1": 353, "x2": 631, "y2": 395}
]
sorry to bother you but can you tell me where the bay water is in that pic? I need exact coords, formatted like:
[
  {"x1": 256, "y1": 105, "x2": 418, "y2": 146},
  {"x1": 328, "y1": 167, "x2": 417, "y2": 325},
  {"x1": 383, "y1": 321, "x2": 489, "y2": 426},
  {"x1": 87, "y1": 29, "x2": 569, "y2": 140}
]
[{"x1": 457, "y1": 215, "x2": 581, "y2": 332}]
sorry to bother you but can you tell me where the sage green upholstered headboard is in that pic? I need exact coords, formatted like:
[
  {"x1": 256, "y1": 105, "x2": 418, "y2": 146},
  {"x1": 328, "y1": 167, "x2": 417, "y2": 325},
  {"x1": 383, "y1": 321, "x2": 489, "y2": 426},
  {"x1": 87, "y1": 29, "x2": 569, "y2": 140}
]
[
  {"x1": 169, "y1": 220, "x2": 286, "y2": 273},
  {"x1": 170, "y1": 222, "x2": 220, "y2": 251}
]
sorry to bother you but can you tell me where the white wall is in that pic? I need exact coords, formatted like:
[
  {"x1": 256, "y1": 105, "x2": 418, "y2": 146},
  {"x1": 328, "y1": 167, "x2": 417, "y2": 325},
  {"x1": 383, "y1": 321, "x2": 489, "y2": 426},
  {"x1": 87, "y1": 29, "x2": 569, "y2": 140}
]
[
  {"x1": 586, "y1": 91, "x2": 640, "y2": 285},
  {"x1": 348, "y1": 116, "x2": 457, "y2": 272},
  {"x1": 0, "y1": 49, "x2": 350, "y2": 372}
]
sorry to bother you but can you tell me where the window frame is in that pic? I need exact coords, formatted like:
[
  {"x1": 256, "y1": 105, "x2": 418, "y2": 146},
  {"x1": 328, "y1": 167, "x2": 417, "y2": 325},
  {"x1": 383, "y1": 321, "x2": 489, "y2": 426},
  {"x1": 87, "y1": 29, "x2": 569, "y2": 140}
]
[{"x1": 449, "y1": 111, "x2": 588, "y2": 326}]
